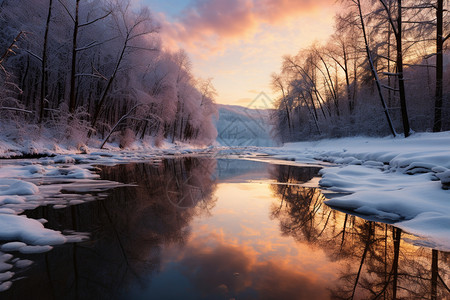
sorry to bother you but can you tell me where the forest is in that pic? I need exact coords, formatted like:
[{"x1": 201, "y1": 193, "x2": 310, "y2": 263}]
[
  {"x1": 271, "y1": 0, "x2": 449, "y2": 142},
  {"x1": 0, "y1": 0, "x2": 218, "y2": 149}
]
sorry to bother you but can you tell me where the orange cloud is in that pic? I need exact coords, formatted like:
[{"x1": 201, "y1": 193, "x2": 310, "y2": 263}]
[
  {"x1": 173, "y1": 233, "x2": 333, "y2": 299},
  {"x1": 158, "y1": 0, "x2": 335, "y2": 53}
]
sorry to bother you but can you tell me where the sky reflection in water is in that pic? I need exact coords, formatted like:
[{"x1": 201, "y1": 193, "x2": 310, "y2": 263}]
[{"x1": 2, "y1": 158, "x2": 449, "y2": 299}]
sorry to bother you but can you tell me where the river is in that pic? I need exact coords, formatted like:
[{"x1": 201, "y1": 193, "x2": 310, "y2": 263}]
[{"x1": 1, "y1": 158, "x2": 449, "y2": 299}]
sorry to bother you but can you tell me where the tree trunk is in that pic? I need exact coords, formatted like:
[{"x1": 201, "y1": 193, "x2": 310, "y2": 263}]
[
  {"x1": 39, "y1": 0, "x2": 53, "y2": 123},
  {"x1": 392, "y1": 228, "x2": 401, "y2": 299},
  {"x1": 69, "y1": 0, "x2": 80, "y2": 114},
  {"x1": 433, "y1": 0, "x2": 443, "y2": 132},
  {"x1": 342, "y1": 44, "x2": 353, "y2": 113},
  {"x1": 90, "y1": 35, "x2": 129, "y2": 135},
  {"x1": 396, "y1": 0, "x2": 410, "y2": 137},
  {"x1": 431, "y1": 249, "x2": 438, "y2": 300},
  {"x1": 356, "y1": 0, "x2": 396, "y2": 137}
]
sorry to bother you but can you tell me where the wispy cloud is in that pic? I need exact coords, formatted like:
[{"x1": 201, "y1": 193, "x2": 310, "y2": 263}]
[{"x1": 158, "y1": 0, "x2": 335, "y2": 54}]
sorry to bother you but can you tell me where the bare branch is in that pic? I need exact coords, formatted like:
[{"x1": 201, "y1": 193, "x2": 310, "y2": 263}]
[
  {"x1": 404, "y1": 63, "x2": 436, "y2": 68},
  {"x1": 128, "y1": 29, "x2": 160, "y2": 41},
  {"x1": 403, "y1": 20, "x2": 436, "y2": 26},
  {"x1": 382, "y1": 84, "x2": 399, "y2": 91},
  {"x1": 378, "y1": 0, "x2": 399, "y2": 37},
  {"x1": 0, "y1": 107, "x2": 33, "y2": 114},
  {"x1": 377, "y1": 54, "x2": 396, "y2": 63},
  {"x1": 0, "y1": 31, "x2": 25, "y2": 65},
  {"x1": 79, "y1": 11, "x2": 111, "y2": 27},
  {"x1": 402, "y1": 5, "x2": 436, "y2": 10},
  {"x1": 443, "y1": 33, "x2": 450, "y2": 43},
  {"x1": 25, "y1": 50, "x2": 43, "y2": 62},
  {"x1": 57, "y1": 0, "x2": 75, "y2": 23},
  {"x1": 125, "y1": 46, "x2": 159, "y2": 52},
  {"x1": 76, "y1": 36, "x2": 118, "y2": 52},
  {"x1": 75, "y1": 73, "x2": 108, "y2": 80}
]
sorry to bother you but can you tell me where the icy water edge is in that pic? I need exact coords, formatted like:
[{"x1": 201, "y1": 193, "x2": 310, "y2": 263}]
[{"x1": 1, "y1": 158, "x2": 449, "y2": 299}]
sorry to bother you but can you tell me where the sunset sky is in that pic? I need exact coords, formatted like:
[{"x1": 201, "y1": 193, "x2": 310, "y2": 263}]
[{"x1": 141, "y1": 0, "x2": 339, "y2": 106}]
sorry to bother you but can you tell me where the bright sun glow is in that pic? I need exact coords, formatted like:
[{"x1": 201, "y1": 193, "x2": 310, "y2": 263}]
[{"x1": 141, "y1": 0, "x2": 338, "y2": 106}]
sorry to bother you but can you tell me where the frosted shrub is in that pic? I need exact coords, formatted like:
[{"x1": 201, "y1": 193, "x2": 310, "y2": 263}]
[
  {"x1": 119, "y1": 128, "x2": 136, "y2": 148},
  {"x1": 49, "y1": 104, "x2": 93, "y2": 148}
]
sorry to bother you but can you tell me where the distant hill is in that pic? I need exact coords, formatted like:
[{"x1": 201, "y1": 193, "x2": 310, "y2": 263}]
[{"x1": 215, "y1": 104, "x2": 276, "y2": 147}]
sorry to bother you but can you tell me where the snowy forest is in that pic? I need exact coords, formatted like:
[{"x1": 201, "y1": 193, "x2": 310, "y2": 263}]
[
  {"x1": 0, "y1": 0, "x2": 218, "y2": 148},
  {"x1": 271, "y1": 0, "x2": 449, "y2": 142}
]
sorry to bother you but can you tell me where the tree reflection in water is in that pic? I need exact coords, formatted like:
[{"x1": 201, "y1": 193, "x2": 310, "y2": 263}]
[
  {"x1": 3, "y1": 158, "x2": 217, "y2": 299},
  {"x1": 269, "y1": 164, "x2": 450, "y2": 300}
]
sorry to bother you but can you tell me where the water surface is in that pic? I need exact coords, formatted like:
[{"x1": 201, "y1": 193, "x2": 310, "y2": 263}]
[{"x1": 2, "y1": 158, "x2": 449, "y2": 299}]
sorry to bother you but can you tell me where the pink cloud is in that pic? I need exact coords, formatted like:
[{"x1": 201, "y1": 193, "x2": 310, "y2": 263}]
[{"x1": 158, "y1": 0, "x2": 335, "y2": 53}]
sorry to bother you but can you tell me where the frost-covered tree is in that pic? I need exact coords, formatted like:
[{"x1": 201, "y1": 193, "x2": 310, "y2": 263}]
[
  {"x1": 271, "y1": 0, "x2": 448, "y2": 141},
  {"x1": 0, "y1": 0, "x2": 218, "y2": 147}
]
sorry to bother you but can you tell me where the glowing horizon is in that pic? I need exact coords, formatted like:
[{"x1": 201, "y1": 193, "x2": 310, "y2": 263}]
[{"x1": 141, "y1": 0, "x2": 338, "y2": 107}]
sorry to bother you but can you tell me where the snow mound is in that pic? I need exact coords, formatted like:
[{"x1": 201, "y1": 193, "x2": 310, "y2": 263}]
[
  {"x1": 0, "y1": 214, "x2": 66, "y2": 246},
  {"x1": 0, "y1": 180, "x2": 39, "y2": 196}
]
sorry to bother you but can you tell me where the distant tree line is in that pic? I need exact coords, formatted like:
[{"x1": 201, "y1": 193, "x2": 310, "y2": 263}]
[
  {"x1": 271, "y1": 0, "x2": 449, "y2": 142},
  {"x1": 0, "y1": 0, "x2": 217, "y2": 147}
]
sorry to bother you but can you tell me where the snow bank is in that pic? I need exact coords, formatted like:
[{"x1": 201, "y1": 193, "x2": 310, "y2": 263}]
[
  {"x1": 0, "y1": 180, "x2": 39, "y2": 196},
  {"x1": 268, "y1": 132, "x2": 450, "y2": 250},
  {"x1": 0, "y1": 214, "x2": 66, "y2": 246}
]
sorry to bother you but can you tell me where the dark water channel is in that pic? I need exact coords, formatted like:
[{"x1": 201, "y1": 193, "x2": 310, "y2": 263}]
[{"x1": 1, "y1": 158, "x2": 449, "y2": 299}]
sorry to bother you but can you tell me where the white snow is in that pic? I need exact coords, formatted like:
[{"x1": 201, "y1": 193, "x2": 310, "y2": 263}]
[
  {"x1": 0, "y1": 242, "x2": 27, "y2": 252},
  {"x1": 0, "y1": 180, "x2": 39, "y2": 196},
  {"x1": 14, "y1": 259, "x2": 33, "y2": 268},
  {"x1": 263, "y1": 131, "x2": 450, "y2": 251},
  {"x1": 0, "y1": 214, "x2": 66, "y2": 246}
]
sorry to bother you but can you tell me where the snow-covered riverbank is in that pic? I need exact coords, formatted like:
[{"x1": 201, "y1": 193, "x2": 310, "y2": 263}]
[
  {"x1": 0, "y1": 131, "x2": 449, "y2": 292},
  {"x1": 0, "y1": 137, "x2": 216, "y2": 291},
  {"x1": 263, "y1": 131, "x2": 450, "y2": 251}
]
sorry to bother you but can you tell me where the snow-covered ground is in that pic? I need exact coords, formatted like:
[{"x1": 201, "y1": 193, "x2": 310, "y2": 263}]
[{"x1": 262, "y1": 131, "x2": 450, "y2": 251}]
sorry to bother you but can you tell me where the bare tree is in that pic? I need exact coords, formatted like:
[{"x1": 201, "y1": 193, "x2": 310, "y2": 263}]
[
  {"x1": 89, "y1": 1, "x2": 159, "y2": 134},
  {"x1": 39, "y1": 0, "x2": 53, "y2": 123},
  {"x1": 433, "y1": 0, "x2": 449, "y2": 132},
  {"x1": 353, "y1": 0, "x2": 397, "y2": 137},
  {"x1": 59, "y1": 0, "x2": 111, "y2": 114},
  {"x1": 377, "y1": 0, "x2": 411, "y2": 137}
]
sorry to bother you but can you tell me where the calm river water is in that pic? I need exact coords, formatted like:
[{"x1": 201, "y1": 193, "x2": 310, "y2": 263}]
[{"x1": 2, "y1": 158, "x2": 449, "y2": 299}]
